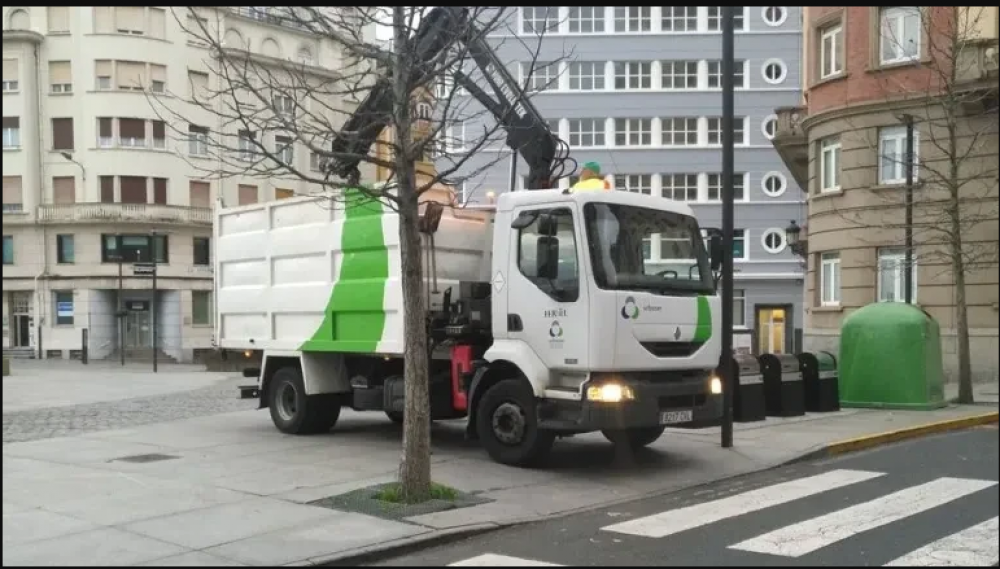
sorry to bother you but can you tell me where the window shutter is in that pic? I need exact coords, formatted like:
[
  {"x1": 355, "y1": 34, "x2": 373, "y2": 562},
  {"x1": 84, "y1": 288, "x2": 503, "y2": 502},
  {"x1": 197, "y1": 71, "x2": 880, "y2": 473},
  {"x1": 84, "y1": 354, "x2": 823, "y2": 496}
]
[
  {"x1": 117, "y1": 6, "x2": 144, "y2": 33},
  {"x1": 52, "y1": 118, "x2": 75, "y2": 150},
  {"x1": 238, "y1": 184, "x2": 258, "y2": 205},
  {"x1": 49, "y1": 61, "x2": 72, "y2": 86},
  {"x1": 2, "y1": 176, "x2": 23, "y2": 205},
  {"x1": 2, "y1": 59, "x2": 18, "y2": 83},
  {"x1": 152, "y1": 120, "x2": 165, "y2": 140},
  {"x1": 150, "y1": 64, "x2": 166, "y2": 84},
  {"x1": 100, "y1": 176, "x2": 115, "y2": 202},
  {"x1": 120, "y1": 176, "x2": 147, "y2": 203},
  {"x1": 117, "y1": 61, "x2": 144, "y2": 89},
  {"x1": 118, "y1": 118, "x2": 145, "y2": 139},
  {"x1": 153, "y1": 178, "x2": 167, "y2": 204},
  {"x1": 94, "y1": 7, "x2": 113, "y2": 33},
  {"x1": 47, "y1": 7, "x2": 70, "y2": 32},
  {"x1": 53, "y1": 177, "x2": 76, "y2": 204},
  {"x1": 189, "y1": 181, "x2": 211, "y2": 207},
  {"x1": 98, "y1": 117, "x2": 113, "y2": 138},
  {"x1": 2, "y1": 117, "x2": 19, "y2": 129},
  {"x1": 149, "y1": 8, "x2": 166, "y2": 38}
]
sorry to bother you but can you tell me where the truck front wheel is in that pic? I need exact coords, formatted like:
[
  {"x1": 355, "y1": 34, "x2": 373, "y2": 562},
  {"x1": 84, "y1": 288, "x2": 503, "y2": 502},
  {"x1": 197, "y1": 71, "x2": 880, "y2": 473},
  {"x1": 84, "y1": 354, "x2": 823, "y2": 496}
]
[
  {"x1": 268, "y1": 366, "x2": 341, "y2": 435},
  {"x1": 476, "y1": 379, "x2": 555, "y2": 467},
  {"x1": 602, "y1": 426, "x2": 666, "y2": 449}
]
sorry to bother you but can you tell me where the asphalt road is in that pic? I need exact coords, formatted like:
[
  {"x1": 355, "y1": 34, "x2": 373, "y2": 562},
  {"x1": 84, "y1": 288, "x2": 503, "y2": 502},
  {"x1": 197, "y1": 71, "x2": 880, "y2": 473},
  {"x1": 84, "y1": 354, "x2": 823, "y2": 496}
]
[{"x1": 375, "y1": 427, "x2": 1000, "y2": 567}]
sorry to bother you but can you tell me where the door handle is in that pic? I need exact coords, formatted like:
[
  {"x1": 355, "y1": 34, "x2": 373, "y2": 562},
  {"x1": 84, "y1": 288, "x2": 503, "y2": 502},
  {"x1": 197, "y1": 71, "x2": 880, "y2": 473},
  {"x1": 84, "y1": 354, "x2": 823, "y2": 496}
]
[{"x1": 507, "y1": 313, "x2": 523, "y2": 332}]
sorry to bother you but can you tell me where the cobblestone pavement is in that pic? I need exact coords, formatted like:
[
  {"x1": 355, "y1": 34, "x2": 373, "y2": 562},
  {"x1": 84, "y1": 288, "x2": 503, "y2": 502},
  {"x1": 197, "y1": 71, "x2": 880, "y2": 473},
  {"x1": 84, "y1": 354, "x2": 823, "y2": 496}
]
[{"x1": 2, "y1": 377, "x2": 257, "y2": 444}]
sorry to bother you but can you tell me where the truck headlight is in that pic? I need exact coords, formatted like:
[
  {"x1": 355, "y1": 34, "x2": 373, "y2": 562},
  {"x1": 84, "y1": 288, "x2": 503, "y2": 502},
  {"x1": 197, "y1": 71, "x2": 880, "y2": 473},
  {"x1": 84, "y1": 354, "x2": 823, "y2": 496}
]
[
  {"x1": 587, "y1": 383, "x2": 635, "y2": 403},
  {"x1": 709, "y1": 375, "x2": 723, "y2": 395}
]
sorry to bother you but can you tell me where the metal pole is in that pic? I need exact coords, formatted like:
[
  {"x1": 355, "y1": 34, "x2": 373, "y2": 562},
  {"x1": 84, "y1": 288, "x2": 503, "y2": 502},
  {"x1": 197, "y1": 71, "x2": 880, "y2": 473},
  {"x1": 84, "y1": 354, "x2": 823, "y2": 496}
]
[
  {"x1": 720, "y1": 6, "x2": 736, "y2": 449},
  {"x1": 118, "y1": 235, "x2": 125, "y2": 367},
  {"x1": 903, "y1": 114, "x2": 914, "y2": 304},
  {"x1": 152, "y1": 233, "x2": 158, "y2": 374}
]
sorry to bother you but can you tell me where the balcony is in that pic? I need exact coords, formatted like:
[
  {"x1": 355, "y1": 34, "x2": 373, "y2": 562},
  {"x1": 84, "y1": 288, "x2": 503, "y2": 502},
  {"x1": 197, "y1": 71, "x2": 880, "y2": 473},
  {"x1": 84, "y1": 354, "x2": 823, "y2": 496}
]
[
  {"x1": 38, "y1": 203, "x2": 213, "y2": 226},
  {"x1": 771, "y1": 106, "x2": 809, "y2": 191},
  {"x1": 955, "y1": 38, "x2": 999, "y2": 113}
]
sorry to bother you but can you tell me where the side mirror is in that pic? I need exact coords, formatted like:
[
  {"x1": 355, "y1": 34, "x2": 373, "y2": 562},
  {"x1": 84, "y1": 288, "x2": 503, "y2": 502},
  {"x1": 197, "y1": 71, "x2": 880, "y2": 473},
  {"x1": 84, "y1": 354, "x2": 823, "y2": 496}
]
[
  {"x1": 710, "y1": 234, "x2": 724, "y2": 272},
  {"x1": 536, "y1": 236, "x2": 560, "y2": 280},
  {"x1": 511, "y1": 211, "x2": 537, "y2": 230}
]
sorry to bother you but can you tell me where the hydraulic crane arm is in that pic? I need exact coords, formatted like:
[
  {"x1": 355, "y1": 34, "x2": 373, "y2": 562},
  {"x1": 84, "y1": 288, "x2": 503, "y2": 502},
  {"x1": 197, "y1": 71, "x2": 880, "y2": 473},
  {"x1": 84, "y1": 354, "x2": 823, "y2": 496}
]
[{"x1": 326, "y1": 7, "x2": 573, "y2": 190}]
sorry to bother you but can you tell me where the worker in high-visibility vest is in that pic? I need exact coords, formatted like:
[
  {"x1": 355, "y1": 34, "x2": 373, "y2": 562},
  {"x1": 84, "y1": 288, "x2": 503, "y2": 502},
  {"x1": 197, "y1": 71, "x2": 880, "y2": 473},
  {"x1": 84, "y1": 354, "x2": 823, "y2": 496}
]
[{"x1": 571, "y1": 161, "x2": 611, "y2": 192}]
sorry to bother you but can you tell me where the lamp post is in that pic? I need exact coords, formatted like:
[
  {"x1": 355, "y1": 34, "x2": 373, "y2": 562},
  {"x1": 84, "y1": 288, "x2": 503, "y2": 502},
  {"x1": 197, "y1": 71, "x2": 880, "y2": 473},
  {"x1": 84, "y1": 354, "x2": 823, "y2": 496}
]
[{"x1": 719, "y1": 5, "x2": 736, "y2": 450}]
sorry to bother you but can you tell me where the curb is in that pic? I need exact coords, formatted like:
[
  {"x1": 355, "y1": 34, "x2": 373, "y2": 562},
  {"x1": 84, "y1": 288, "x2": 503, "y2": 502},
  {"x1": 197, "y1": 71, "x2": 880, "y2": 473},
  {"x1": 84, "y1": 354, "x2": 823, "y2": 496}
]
[
  {"x1": 795, "y1": 411, "x2": 1000, "y2": 463},
  {"x1": 316, "y1": 523, "x2": 507, "y2": 566}
]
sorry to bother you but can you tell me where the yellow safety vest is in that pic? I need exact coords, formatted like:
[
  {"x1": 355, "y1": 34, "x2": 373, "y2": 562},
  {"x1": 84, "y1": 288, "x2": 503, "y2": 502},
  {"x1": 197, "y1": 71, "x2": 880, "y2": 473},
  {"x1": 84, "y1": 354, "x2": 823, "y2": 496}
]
[{"x1": 571, "y1": 178, "x2": 609, "y2": 192}]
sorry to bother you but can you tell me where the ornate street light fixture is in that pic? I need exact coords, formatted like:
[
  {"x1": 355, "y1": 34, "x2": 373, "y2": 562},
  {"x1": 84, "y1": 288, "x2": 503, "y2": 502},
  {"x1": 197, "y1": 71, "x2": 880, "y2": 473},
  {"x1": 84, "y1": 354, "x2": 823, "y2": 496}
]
[{"x1": 786, "y1": 220, "x2": 807, "y2": 258}]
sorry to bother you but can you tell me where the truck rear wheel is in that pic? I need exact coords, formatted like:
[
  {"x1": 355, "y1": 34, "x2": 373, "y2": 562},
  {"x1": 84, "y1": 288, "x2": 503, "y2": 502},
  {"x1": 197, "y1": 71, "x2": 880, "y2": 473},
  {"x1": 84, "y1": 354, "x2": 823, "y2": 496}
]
[
  {"x1": 386, "y1": 411, "x2": 404, "y2": 424},
  {"x1": 602, "y1": 426, "x2": 666, "y2": 449},
  {"x1": 268, "y1": 366, "x2": 341, "y2": 434},
  {"x1": 476, "y1": 379, "x2": 554, "y2": 467}
]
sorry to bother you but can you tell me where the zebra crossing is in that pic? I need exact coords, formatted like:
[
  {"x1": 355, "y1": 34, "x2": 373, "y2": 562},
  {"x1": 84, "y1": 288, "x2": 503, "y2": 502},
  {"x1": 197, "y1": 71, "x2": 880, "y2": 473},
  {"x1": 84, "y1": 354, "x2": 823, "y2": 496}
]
[{"x1": 446, "y1": 469, "x2": 999, "y2": 567}]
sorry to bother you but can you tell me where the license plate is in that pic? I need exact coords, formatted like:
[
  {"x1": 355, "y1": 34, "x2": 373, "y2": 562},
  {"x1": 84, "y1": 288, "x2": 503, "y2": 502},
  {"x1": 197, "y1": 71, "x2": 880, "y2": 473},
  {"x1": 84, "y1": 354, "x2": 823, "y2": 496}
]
[{"x1": 660, "y1": 410, "x2": 693, "y2": 425}]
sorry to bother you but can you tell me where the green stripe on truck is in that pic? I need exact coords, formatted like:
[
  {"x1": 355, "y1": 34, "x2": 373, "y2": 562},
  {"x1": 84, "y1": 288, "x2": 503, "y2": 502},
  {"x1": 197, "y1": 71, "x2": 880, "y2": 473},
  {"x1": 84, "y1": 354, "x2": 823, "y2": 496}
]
[
  {"x1": 299, "y1": 188, "x2": 389, "y2": 354},
  {"x1": 694, "y1": 295, "x2": 713, "y2": 343}
]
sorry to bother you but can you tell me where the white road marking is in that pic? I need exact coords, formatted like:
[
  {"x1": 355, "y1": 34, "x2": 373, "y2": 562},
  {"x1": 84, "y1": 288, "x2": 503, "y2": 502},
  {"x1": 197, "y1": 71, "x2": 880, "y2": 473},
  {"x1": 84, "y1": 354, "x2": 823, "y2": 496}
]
[
  {"x1": 883, "y1": 516, "x2": 999, "y2": 567},
  {"x1": 730, "y1": 477, "x2": 998, "y2": 558},
  {"x1": 448, "y1": 553, "x2": 563, "y2": 566},
  {"x1": 601, "y1": 469, "x2": 885, "y2": 538}
]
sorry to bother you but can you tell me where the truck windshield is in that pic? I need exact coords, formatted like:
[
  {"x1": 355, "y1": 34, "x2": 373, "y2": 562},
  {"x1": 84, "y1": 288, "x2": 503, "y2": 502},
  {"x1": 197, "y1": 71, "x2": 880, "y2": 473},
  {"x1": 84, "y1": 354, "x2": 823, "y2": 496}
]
[{"x1": 583, "y1": 202, "x2": 714, "y2": 295}]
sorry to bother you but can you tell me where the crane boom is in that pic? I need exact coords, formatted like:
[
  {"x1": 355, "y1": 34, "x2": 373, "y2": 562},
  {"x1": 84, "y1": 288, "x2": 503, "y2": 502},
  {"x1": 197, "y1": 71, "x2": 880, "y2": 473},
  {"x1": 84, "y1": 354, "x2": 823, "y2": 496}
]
[{"x1": 326, "y1": 7, "x2": 573, "y2": 190}]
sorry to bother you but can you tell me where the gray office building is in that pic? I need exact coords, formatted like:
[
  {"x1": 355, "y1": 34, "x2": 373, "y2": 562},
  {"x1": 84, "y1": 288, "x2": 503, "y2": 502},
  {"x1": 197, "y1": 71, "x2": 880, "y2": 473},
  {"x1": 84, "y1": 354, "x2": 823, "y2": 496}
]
[{"x1": 439, "y1": 6, "x2": 805, "y2": 355}]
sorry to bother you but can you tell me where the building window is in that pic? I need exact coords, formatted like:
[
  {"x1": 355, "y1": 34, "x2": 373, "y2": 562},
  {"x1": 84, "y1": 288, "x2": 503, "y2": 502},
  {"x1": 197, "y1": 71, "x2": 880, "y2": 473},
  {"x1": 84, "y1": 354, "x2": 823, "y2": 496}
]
[
  {"x1": 707, "y1": 60, "x2": 747, "y2": 89},
  {"x1": 820, "y1": 24, "x2": 843, "y2": 79},
  {"x1": 54, "y1": 291, "x2": 74, "y2": 326},
  {"x1": 49, "y1": 61, "x2": 73, "y2": 93},
  {"x1": 524, "y1": 61, "x2": 559, "y2": 92},
  {"x1": 661, "y1": 60, "x2": 698, "y2": 90},
  {"x1": 237, "y1": 130, "x2": 256, "y2": 161},
  {"x1": 761, "y1": 228, "x2": 787, "y2": 254},
  {"x1": 615, "y1": 6, "x2": 652, "y2": 33},
  {"x1": 192, "y1": 290, "x2": 213, "y2": 326},
  {"x1": 879, "y1": 125, "x2": 919, "y2": 185},
  {"x1": 820, "y1": 252, "x2": 841, "y2": 306},
  {"x1": 446, "y1": 122, "x2": 466, "y2": 152},
  {"x1": 662, "y1": 173, "x2": 698, "y2": 201},
  {"x1": 101, "y1": 234, "x2": 168, "y2": 263},
  {"x1": 614, "y1": 174, "x2": 652, "y2": 195},
  {"x1": 761, "y1": 171, "x2": 787, "y2": 197},
  {"x1": 149, "y1": 64, "x2": 166, "y2": 93},
  {"x1": 614, "y1": 61, "x2": 652, "y2": 90},
  {"x1": 521, "y1": 7, "x2": 558, "y2": 34},
  {"x1": 152, "y1": 120, "x2": 166, "y2": 149},
  {"x1": 568, "y1": 61, "x2": 605, "y2": 90},
  {"x1": 48, "y1": 6, "x2": 70, "y2": 33},
  {"x1": 193, "y1": 237, "x2": 211, "y2": 266},
  {"x1": 762, "y1": 6, "x2": 787, "y2": 27},
  {"x1": 762, "y1": 114, "x2": 778, "y2": 140},
  {"x1": 878, "y1": 248, "x2": 917, "y2": 303},
  {"x1": 190, "y1": 181, "x2": 211, "y2": 208},
  {"x1": 568, "y1": 118, "x2": 605, "y2": 147},
  {"x1": 118, "y1": 118, "x2": 146, "y2": 147},
  {"x1": 238, "y1": 184, "x2": 258, "y2": 205},
  {"x1": 662, "y1": 6, "x2": 697, "y2": 32},
  {"x1": 762, "y1": 58, "x2": 787, "y2": 85},
  {"x1": 188, "y1": 125, "x2": 208, "y2": 155},
  {"x1": 2, "y1": 58, "x2": 18, "y2": 92},
  {"x1": 733, "y1": 288, "x2": 746, "y2": 326},
  {"x1": 732, "y1": 230, "x2": 747, "y2": 260},
  {"x1": 516, "y1": 208, "x2": 580, "y2": 302},
  {"x1": 275, "y1": 136, "x2": 294, "y2": 164},
  {"x1": 2, "y1": 117, "x2": 19, "y2": 149},
  {"x1": 2, "y1": 235, "x2": 12, "y2": 265},
  {"x1": 662, "y1": 117, "x2": 698, "y2": 146},
  {"x1": 707, "y1": 173, "x2": 746, "y2": 201},
  {"x1": 614, "y1": 118, "x2": 652, "y2": 146},
  {"x1": 3, "y1": 176, "x2": 24, "y2": 212},
  {"x1": 707, "y1": 7, "x2": 746, "y2": 32},
  {"x1": 153, "y1": 177, "x2": 167, "y2": 205},
  {"x1": 707, "y1": 117, "x2": 746, "y2": 145},
  {"x1": 880, "y1": 7, "x2": 921, "y2": 64},
  {"x1": 819, "y1": 135, "x2": 841, "y2": 192},
  {"x1": 273, "y1": 94, "x2": 294, "y2": 116},
  {"x1": 100, "y1": 176, "x2": 115, "y2": 203},
  {"x1": 568, "y1": 6, "x2": 604, "y2": 33},
  {"x1": 53, "y1": 176, "x2": 75, "y2": 204},
  {"x1": 56, "y1": 234, "x2": 75, "y2": 264}
]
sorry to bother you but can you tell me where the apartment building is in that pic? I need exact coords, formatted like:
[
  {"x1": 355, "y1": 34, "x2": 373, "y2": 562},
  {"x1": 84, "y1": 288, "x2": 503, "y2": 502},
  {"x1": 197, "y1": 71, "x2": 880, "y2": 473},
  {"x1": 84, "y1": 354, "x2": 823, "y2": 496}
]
[
  {"x1": 442, "y1": 6, "x2": 807, "y2": 355},
  {"x1": 2, "y1": 6, "x2": 358, "y2": 362},
  {"x1": 771, "y1": 7, "x2": 999, "y2": 380}
]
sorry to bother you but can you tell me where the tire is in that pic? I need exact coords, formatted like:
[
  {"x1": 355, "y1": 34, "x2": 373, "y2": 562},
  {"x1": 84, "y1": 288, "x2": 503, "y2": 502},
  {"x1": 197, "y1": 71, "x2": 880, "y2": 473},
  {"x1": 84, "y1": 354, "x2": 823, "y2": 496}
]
[
  {"x1": 386, "y1": 411, "x2": 404, "y2": 424},
  {"x1": 475, "y1": 379, "x2": 555, "y2": 467},
  {"x1": 267, "y1": 366, "x2": 341, "y2": 435},
  {"x1": 602, "y1": 426, "x2": 666, "y2": 449}
]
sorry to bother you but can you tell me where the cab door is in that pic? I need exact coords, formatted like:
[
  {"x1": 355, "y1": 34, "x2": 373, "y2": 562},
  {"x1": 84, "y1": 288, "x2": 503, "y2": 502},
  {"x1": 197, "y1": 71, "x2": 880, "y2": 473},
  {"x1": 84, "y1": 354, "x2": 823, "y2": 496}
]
[{"x1": 503, "y1": 205, "x2": 589, "y2": 371}]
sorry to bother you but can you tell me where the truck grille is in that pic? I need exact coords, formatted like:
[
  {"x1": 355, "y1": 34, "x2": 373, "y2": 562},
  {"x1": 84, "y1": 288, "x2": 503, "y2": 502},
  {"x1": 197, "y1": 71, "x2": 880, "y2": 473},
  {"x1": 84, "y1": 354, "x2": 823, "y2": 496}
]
[
  {"x1": 659, "y1": 394, "x2": 707, "y2": 410},
  {"x1": 640, "y1": 341, "x2": 704, "y2": 358}
]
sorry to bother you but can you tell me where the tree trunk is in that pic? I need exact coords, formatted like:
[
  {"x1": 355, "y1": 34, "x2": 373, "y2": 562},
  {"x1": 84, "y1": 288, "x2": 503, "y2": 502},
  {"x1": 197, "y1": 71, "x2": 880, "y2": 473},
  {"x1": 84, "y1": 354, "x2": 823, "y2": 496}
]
[
  {"x1": 949, "y1": 200, "x2": 974, "y2": 404},
  {"x1": 397, "y1": 187, "x2": 432, "y2": 502}
]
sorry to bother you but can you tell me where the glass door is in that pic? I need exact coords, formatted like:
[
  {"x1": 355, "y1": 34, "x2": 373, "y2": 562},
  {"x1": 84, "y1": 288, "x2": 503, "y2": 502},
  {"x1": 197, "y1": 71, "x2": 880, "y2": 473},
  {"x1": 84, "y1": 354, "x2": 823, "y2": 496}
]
[
  {"x1": 756, "y1": 307, "x2": 787, "y2": 354},
  {"x1": 125, "y1": 310, "x2": 152, "y2": 348}
]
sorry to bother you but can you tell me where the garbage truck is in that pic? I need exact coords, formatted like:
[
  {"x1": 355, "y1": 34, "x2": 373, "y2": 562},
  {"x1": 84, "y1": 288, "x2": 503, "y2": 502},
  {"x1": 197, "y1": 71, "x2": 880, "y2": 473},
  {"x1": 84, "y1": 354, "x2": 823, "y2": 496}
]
[{"x1": 217, "y1": 7, "x2": 726, "y2": 466}]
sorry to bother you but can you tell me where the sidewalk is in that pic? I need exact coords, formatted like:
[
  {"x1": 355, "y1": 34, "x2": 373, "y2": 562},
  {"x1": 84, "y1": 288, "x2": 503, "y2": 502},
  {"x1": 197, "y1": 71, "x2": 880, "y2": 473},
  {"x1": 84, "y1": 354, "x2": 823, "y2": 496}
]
[{"x1": 3, "y1": 384, "x2": 997, "y2": 566}]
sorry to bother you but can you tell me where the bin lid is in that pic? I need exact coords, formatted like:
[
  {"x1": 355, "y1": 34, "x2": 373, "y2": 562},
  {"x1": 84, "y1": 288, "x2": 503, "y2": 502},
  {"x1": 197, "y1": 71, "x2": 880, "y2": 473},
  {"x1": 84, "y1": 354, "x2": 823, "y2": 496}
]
[{"x1": 816, "y1": 351, "x2": 837, "y2": 370}]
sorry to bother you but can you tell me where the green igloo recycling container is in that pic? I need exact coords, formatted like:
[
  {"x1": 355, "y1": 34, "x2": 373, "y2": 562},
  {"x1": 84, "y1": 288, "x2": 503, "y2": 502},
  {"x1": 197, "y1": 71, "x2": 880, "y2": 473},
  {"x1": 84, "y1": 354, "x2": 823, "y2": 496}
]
[{"x1": 838, "y1": 303, "x2": 946, "y2": 410}]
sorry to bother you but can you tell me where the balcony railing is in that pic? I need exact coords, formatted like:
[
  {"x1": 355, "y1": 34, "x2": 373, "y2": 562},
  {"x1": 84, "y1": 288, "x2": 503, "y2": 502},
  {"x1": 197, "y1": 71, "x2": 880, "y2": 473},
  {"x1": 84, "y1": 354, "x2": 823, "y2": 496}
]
[
  {"x1": 955, "y1": 38, "x2": 999, "y2": 87},
  {"x1": 38, "y1": 203, "x2": 213, "y2": 226}
]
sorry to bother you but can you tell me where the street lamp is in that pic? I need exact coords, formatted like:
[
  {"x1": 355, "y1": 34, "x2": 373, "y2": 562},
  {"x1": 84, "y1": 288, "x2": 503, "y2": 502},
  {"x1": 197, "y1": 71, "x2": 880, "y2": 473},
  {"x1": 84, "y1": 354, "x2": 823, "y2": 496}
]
[{"x1": 786, "y1": 220, "x2": 807, "y2": 259}]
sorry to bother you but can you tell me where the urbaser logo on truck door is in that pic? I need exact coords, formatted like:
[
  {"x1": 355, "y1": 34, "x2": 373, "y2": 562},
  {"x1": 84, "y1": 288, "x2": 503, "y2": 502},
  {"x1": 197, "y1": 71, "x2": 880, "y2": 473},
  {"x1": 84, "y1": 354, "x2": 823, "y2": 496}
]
[{"x1": 621, "y1": 297, "x2": 640, "y2": 320}]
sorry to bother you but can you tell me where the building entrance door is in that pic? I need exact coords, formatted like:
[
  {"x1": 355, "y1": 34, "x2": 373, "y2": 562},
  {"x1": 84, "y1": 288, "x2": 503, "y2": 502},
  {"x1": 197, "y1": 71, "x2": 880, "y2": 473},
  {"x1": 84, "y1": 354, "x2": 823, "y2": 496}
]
[
  {"x1": 756, "y1": 306, "x2": 788, "y2": 354},
  {"x1": 124, "y1": 301, "x2": 152, "y2": 348},
  {"x1": 9, "y1": 292, "x2": 32, "y2": 348}
]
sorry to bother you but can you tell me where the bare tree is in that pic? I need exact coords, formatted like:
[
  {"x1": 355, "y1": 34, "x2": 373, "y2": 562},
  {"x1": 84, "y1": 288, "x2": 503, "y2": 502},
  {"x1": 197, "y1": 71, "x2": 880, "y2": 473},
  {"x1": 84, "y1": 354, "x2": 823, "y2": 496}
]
[
  {"x1": 150, "y1": 6, "x2": 566, "y2": 501},
  {"x1": 828, "y1": 7, "x2": 998, "y2": 402}
]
